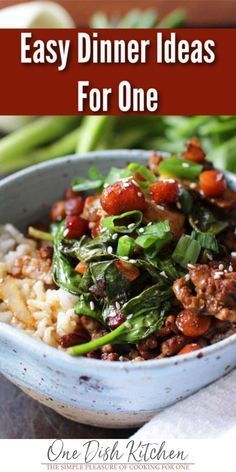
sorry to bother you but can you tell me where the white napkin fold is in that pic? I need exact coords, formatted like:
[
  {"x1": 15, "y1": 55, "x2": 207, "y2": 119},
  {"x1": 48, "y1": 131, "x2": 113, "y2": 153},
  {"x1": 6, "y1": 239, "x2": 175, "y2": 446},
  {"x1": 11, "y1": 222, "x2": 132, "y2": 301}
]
[{"x1": 132, "y1": 369, "x2": 236, "y2": 439}]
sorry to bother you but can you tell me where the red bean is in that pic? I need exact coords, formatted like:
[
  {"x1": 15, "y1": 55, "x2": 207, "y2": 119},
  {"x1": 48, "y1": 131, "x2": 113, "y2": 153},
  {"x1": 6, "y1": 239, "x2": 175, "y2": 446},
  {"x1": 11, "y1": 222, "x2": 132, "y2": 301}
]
[
  {"x1": 65, "y1": 197, "x2": 84, "y2": 216},
  {"x1": 50, "y1": 200, "x2": 66, "y2": 222},
  {"x1": 176, "y1": 310, "x2": 211, "y2": 338},
  {"x1": 64, "y1": 186, "x2": 79, "y2": 200},
  {"x1": 64, "y1": 215, "x2": 88, "y2": 239},
  {"x1": 100, "y1": 179, "x2": 146, "y2": 215}
]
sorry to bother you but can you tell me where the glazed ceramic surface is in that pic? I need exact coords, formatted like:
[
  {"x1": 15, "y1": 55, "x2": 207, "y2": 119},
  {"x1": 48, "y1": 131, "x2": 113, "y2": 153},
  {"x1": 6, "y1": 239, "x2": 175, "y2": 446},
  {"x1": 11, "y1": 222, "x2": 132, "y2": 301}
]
[{"x1": 0, "y1": 150, "x2": 236, "y2": 428}]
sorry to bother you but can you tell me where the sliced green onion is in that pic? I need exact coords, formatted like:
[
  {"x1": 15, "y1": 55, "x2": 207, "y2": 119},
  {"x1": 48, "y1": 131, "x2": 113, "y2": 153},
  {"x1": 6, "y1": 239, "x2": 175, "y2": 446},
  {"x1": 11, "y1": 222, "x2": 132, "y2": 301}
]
[
  {"x1": 72, "y1": 165, "x2": 104, "y2": 192},
  {"x1": 191, "y1": 231, "x2": 219, "y2": 253},
  {"x1": 158, "y1": 157, "x2": 203, "y2": 180},
  {"x1": 172, "y1": 235, "x2": 201, "y2": 268},
  {"x1": 117, "y1": 235, "x2": 135, "y2": 257},
  {"x1": 136, "y1": 220, "x2": 172, "y2": 250},
  {"x1": 127, "y1": 162, "x2": 157, "y2": 188},
  {"x1": 28, "y1": 226, "x2": 53, "y2": 242},
  {"x1": 102, "y1": 210, "x2": 143, "y2": 234}
]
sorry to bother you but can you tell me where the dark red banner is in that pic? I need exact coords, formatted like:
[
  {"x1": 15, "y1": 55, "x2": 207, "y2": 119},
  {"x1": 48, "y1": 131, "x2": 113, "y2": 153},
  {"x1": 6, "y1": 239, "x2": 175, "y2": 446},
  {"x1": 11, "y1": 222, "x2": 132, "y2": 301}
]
[{"x1": 0, "y1": 28, "x2": 235, "y2": 115}]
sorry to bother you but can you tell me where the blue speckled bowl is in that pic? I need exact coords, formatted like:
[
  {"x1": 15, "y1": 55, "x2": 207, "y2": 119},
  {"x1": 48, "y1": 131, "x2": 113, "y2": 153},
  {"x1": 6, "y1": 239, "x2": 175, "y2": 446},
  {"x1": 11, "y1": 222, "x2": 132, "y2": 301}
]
[{"x1": 0, "y1": 150, "x2": 236, "y2": 428}]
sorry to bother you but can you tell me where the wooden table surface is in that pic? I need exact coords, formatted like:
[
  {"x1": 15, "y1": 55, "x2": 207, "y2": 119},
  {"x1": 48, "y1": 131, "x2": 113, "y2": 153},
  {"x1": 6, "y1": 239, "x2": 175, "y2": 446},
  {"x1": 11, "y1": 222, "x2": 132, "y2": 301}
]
[
  {"x1": 1, "y1": 0, "x2": 236, "y2": 26},
  {"x1": 0, "y1": 374, "x2": 136, "y2": 438}
]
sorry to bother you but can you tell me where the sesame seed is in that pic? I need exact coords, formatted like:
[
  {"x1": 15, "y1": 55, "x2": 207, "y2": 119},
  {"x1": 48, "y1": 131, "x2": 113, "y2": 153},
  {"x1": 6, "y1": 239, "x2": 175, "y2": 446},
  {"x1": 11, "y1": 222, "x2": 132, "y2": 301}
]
[
  {"x1": 112, "y1": 233, "x2": 118, "y2": 240},
  {"x1": 119, "y1": 356, "x2": 125, "y2": 362},
  {"x1": 137, "y1": 192, "x2": 142, "y2": 197},
  {"x1": 100, "y1": 228, "x2": 107, "y2": 233},
  {"x1": 218, "y1": 264, "x2": 224, "y2": 271},
  {"x1": 139, "y1": 227, "x2": 144, "y2": 233},
  {"x1": 128, "y1": 223, "x2": 135, "y2": 229},
  {"x1": 115, "y1": 301, "x2": 121, "y2": 310},
  {"x1": 176, "y1": 202, "x2": 181, "y2": 209},
  {"x1": 147, "y1": 222, "x2": 152, "y2": 226},
  {"x1": 160, "y1": 271, "x2": 168, "y2": 279},
  {"x1": 214, "y1": 274, "x2": 221, "y2": 280},
  {"x1": 190, "y1": 182, "x2": 197, "y2": 189},
  {"x1": 182, "y1": 163, "x2": 190, "y2": 168},
  {"x1": 107, "y1": 246, "x2": 113, "y2": 254},
  {"x1": 156, "y1": 205, "x2": 165, "y2": 211},
  {"x1": 187, "y1": 264, "x2": 195, "y2": 269},
  {"x1": 185, "y1": 274, "x2": 191, "y2": 281},
  {"x1": 103, "y1": 183, "x2": 109, "y2": 188},
  {"x1": 123, "y1": 183, "x2": 130, "y2": 188},
  {"x1": 89, "y1": 301, "x2": 95, "y2": 311},
  {"x1": 229, "y1": 265, "x2": 234, "y2": 272},
  {"x1": 129, "y1": 259, "x2": 136, "y2": 264},
  {"x1": 122, "y1": 256, "x2": 129, "y2": 260},
  {"x1": 127, "y1": 314, "x2": 133, "y2": 319},
  {"x1": 231, "y1": 252, "x2": 236, "y2": 259}
]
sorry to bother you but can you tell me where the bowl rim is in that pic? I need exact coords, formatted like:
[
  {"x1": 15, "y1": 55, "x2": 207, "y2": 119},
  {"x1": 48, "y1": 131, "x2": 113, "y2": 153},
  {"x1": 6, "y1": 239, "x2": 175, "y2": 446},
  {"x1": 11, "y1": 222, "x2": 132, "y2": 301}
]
[{"x1": 0, "y1": 149, "x2": 235, "y2": 370}]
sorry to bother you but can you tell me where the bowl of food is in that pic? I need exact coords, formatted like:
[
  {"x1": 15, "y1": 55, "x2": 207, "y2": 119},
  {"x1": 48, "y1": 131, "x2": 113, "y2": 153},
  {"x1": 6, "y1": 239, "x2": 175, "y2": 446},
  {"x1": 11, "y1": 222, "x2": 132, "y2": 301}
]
[{"x1": 0, "y1": 144, "x2": 236, "y2": 428}]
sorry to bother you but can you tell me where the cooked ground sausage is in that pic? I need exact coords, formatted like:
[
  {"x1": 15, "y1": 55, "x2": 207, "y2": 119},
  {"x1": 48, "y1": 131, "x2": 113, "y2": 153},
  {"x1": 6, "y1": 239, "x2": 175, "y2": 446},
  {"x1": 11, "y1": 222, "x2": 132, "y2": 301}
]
[{"x1": 173, "y1": 263, "x2": 236, "y2": 322}]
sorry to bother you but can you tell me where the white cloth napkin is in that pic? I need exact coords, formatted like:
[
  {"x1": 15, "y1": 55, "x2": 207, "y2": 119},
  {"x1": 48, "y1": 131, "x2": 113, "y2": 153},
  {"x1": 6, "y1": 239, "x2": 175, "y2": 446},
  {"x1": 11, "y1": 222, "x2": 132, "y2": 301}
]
[{"x1": 132, "y1": 370, "x2": 236, "y2": 439}]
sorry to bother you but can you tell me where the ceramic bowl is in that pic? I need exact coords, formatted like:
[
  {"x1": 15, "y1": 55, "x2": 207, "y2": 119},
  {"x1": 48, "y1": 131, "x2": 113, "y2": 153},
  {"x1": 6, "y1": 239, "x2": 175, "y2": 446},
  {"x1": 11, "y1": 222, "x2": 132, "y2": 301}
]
[{"x1": 0, "y1": 150, "x2": 236, "y2": 428}]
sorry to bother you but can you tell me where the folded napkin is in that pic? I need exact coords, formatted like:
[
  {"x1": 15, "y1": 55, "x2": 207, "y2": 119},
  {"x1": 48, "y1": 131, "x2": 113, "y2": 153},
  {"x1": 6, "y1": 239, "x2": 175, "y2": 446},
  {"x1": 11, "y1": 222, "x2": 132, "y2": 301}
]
[{"x1": 132, "y1": 369, "x2": 236, "y2": 439}]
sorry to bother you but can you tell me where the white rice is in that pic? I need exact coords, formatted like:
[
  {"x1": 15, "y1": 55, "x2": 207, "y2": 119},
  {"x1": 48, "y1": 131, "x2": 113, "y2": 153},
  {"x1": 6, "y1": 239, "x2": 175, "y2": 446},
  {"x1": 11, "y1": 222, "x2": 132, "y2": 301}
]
[{"x1": 0, "y1": 224, "x2": 79, "y2": 347}]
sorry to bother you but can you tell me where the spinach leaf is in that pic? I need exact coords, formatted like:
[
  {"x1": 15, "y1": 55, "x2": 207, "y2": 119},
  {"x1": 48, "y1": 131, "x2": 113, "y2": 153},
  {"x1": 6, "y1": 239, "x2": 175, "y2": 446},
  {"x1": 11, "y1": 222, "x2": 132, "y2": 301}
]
[
  {"x1": 189, "y1": 205, "x2": 229, "y2": 235},
  {"x1": 72, "y1": 165, "x2": 104, "y2": 192},
  {"x1": 102, "y1": 210, "x2": 143, "y2": 234},
  {"x1": 68, "y1": 284, "x2": 173, "y2": 355},
  {"x1": 79, "y1": 266, "x2": 93, "y2": 293},
  {"x1": 104, "y1": 261, "x2": 131, "y2": 303},
  {"x1": 178, "y1": 187, "x2": 193, "y2": 214},
  {"x1": 135, "y1": 259, "x2": 163, "y2": 281},
  {"x1": 52, "y1": 222, "x2": 81, "y2": 294},
  {"x1": 64, "y1": 233, "x2": 113, "y2": 261},
  {"x1": 74, "y1": 294, "x2": 104, "y2": 324},
  {"x1": 154, "y1": 257, "x2": 186, "y2": 281}
]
